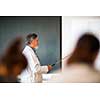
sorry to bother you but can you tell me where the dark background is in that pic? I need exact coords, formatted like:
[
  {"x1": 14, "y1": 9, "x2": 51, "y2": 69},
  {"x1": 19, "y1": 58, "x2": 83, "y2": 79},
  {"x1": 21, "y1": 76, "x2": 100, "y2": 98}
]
[{"x1": 0, "y1": 16, "x2": 61, "y2": 73}]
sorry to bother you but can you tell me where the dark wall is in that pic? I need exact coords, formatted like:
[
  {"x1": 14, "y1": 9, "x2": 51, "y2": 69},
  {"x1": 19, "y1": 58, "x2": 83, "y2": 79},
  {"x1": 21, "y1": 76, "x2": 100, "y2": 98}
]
[{"x1": 0, "y1": 16, "x2": 61, "y2": 72}]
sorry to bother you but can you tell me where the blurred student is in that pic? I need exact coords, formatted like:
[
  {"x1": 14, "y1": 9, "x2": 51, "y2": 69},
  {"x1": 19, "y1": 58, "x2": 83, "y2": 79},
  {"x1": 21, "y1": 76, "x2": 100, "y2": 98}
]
[
  {"x1": 0, "y1": 37, "x2": 27, "y2": 82},
  {"x1": 0, "y1": 61, "x2": 8, "y2": 82},
  {"x1": 50, "y1": 32, "x2": 100, "y2": 83},
  {"x1": 20, "y1": 33, "x2": 52, "y2": 83}
]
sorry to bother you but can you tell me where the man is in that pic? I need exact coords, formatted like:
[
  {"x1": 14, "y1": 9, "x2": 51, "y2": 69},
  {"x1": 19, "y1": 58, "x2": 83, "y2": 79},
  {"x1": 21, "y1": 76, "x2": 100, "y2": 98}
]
[{"x1": 20, "y1": 33, "x2": 52, "y2": 83}]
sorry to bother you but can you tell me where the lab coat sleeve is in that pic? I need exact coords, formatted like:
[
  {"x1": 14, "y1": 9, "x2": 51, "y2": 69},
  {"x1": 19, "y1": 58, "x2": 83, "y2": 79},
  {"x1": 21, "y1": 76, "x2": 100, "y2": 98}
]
[
  {"x1": 23, "y1": 50, "x2": 48, "y2": 74},
  {"x1": 35, "y1": 65, "x2": 49, "y2": 73}
]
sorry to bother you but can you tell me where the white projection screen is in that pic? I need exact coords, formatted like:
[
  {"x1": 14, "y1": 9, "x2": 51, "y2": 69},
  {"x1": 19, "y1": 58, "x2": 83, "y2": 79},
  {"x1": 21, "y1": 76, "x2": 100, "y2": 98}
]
[{"x1": 62, "y1": 16, "x2": 100, "y2": 71}]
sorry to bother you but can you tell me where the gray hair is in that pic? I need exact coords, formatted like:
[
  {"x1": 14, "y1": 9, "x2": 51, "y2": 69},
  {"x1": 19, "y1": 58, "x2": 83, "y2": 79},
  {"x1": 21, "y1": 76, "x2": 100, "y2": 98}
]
[{"x1": 26, "y1": 33, "x2": 38, "y2": 44}]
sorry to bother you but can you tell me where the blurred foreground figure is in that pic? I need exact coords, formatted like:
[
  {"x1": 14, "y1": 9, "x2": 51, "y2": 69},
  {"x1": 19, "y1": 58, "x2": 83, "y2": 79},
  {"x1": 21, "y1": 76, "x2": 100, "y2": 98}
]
[
  {"x1": 50, "y1": 32, "x2": 100, "y2": 83},
  {"x1": 0, "y1": 37, "x2": 27, "y2": 82}
]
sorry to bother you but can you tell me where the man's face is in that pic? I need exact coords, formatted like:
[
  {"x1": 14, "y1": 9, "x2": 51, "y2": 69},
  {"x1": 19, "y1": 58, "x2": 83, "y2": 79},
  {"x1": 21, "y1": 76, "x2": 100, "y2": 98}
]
[{"x1": 31, "y1": 37, "x2": 39, "y2": 48}]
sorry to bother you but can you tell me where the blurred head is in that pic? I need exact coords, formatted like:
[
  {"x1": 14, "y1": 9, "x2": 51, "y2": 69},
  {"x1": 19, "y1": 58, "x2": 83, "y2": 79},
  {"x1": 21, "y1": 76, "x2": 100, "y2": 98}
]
[
  {"x1": 26, "y1": 33, "x2": 39, "y2": 49},
  {"x1": 4, "y1": 37, "x2": 23, "y2": 56},
  {"x1": 1, "y1": 37, "x2": 28, "y2": 78},
  {"x1": 67, "y1": 32, "x2": 100, "y2": 66}
]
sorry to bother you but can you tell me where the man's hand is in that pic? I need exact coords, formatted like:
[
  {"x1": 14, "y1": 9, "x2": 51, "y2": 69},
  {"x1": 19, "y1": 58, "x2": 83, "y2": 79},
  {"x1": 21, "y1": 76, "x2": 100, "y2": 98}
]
[{"x1": 48, "y1": 65, "x2": 53, "y2": 71}]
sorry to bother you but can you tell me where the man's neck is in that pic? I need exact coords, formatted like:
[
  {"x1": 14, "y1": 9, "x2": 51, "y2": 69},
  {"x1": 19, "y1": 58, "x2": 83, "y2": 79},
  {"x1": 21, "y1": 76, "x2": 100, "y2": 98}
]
[{"x1": 28, "y1": 44, "x2": 35, "y2": 49}]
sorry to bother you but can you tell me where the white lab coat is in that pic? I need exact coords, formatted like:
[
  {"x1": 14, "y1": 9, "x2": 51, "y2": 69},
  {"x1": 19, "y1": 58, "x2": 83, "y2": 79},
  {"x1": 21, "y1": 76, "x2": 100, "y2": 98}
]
[
  {"x1": 19, "y1": 45, "x2": 48, "y2": 83},
  {"x1": 48, "y1": 63, "x2": 100, "y2": 83}
]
